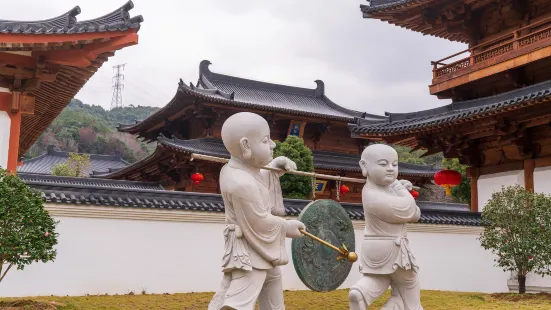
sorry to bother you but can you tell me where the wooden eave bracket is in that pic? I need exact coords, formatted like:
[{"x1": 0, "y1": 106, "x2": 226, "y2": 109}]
[
  {"x1": 10, "y1": 92, "x2": 35, "y2": 115},
  {"x1": 32, "y1": 32, "x2": 139, "y2": 68}
]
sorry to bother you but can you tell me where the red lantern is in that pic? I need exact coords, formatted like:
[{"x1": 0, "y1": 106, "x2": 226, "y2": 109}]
[
  {"x1": 409, "y1": 190, "x2": 419, "y2": 199},
  {"x1": 434, "y1": 169, "x2": 462, "y2": 196},
  {"x1": 339, "y1": 185, "x2": 350, "y2": 197},
  {"x1": 191, "y1": 172, "x2": 204, "y2": 185}
]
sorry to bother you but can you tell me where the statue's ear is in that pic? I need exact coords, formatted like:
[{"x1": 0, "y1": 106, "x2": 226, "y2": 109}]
[
  {"x1": 359, "y1": 159, "x2": 368, "y2": 177},
  {"x1": 240, "y1": 137, "x2": 251, "y2": 160}
]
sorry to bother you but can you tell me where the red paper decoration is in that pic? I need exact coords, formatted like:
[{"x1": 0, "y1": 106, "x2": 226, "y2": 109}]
[
  {"x1": 434, "y1": 169, "x2": 462, "y2": 196},
  {"x1": 339, "y1": 184, "x2": 350, "y2": 197},
  {"x1": 191, "y1": 172, "x2": 204, "y2": 185},
  {"x1": 409, "y1": 190, "x2": 419, "y2": 199}
]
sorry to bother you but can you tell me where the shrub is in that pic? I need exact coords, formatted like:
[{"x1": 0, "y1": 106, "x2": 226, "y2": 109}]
[
  {"x1": 479, "y1": 185, "x2": 551, "y2": 293},
  {"x1": 0, "y1": 168, "x2": 58, "y2": 283}
]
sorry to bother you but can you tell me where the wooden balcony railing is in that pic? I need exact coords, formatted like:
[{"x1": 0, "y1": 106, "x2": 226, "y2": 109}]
[{"x1": 432, "y1": 15, "x2": 551, "y2": 80}]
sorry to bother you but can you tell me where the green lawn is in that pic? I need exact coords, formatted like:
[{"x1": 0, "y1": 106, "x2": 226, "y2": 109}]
[{"x1": 1, "y1": 290, "x2": 551, "y2": 309}]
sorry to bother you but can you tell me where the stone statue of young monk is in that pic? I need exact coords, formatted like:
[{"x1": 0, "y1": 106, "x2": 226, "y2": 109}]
[
  {"x1": 349, "y1": 144, "x2": 423, "y2": 310},
  {"x1": 208, "y1": 112, "x2": 306, "y2": 310}
]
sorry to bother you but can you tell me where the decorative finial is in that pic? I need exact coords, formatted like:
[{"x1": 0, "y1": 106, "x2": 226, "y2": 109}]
[
  {"x1": 199, "y1": 60, "x2": 212, "y2": 77},
  {"x1": 314, "y1": 80, "x2": 325, "y2": 97}
]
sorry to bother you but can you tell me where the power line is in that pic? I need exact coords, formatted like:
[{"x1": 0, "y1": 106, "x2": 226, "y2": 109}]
[{"x1": 110, "y1": 63, "x2": 126, "y2": 109}]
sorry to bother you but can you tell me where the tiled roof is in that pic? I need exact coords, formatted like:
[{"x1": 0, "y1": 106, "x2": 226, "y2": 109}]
[
  {"x1": 19, "y1": 145, "x2": 130, "y2": 176},
  {"x1": 117, "y1": 60, "x2": 387, "y2": 135},
  {"x1": 195, "y1": 60, "x2": 386, "y2": 121},
  {"x1": 10, "y1": 2, "x2": 143, "y2": 159},
  {"x1": 349, "y1": 79, "x2": 551, "y2": 135},
  {"x1": 23, "y1": 174, "x2": 480, "y2": 226},
  {"x1": 20, "y1": 173, "x2": 163, "y2": 191},
  {"x1": 0, "y1": 1, "x2": 142, "y2": 35},
  {"x1": 360, "y1": 0, "x2": 427, "y2": 13},
  {"x1": 121, "y1": 135, "x2": 438, "y2": 177}
]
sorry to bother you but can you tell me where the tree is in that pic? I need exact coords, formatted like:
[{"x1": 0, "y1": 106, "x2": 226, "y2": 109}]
[
  {"x1": 273, "y1": 136, "x2": 314, "y2": 199},
  {"x1": 0, "y1": 168, "x2": 58, "y2": 283},
  {"x1": 51, "y1": 153, "x2": 91, "y2": 177},
  {"x1": 479, "y1": 185, "x2": 551, "y2": 293},
  {"x1": 441, "y1": 158, "x2": 470, "y2": 204}
]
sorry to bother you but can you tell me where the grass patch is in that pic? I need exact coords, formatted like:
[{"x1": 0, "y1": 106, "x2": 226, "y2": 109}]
[{"x1": 1, "y1": 290, "x2": 551, "y2": 309}]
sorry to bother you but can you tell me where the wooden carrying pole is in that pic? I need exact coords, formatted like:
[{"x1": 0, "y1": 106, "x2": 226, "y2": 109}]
[{"x1": 189, "y1": 153, "x2": 420, "y2": 190}]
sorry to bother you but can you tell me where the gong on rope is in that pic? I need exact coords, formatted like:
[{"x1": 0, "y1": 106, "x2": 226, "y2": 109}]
[{"x1": 291, "y1": 199, "x2": 357, "y2": 292}]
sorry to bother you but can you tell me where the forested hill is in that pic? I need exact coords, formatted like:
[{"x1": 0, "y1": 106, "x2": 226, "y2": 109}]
[{"x1": 24, "y1": 99, "x2": 160, "y2": 163}]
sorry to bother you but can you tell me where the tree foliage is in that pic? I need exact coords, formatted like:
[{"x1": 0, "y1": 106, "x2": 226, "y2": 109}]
[
  {"x1": 24, "y1": 99, "x2": 159, "y2": 163},
  {"x1": 479, "y1": 185, "x2": 551, "y2": 293},
  {"x1": 0, "y1": 168, "x2": 58, "y2": 283},
  {"x1": 273, "y1": 136, "x2": 313, "y2": 199},
  {"x1": 442, "y1": 158, "x2": 471, "y2": 204},
  {"x1": 51, "y1": 153, "x2": 91, "y2": 177}
]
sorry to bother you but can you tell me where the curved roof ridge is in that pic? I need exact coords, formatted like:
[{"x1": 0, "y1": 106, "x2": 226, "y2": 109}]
[
  {"x1": 199, "y1": 60, "x2": 323, "y2": 97},
  {"x1": 361, "y1": 0, "x2": 430, "y2": 14},
  {"x1": 0, "y1": 6, "x2": 80, "y2": 32},
  {"x1": 75, "y1": 0, "x2": 142, "y2": 28},
  {"x1": 386, "y1": 79, "x2": 551, "y2": 122},
  {"x1": 198, "y1": 60, "x2": 385, "y2": 120}
]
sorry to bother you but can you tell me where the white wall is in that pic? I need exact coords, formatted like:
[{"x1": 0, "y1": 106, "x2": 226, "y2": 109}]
[
  {"x1": 534, "y1": 167, "x2": 551, "y2": 195},
  {"x1": 0, "y1": 212, "x2": 510, "y2": 297},
  {"x1": 478, "y1": 170, "x2": 524, "y2": 212},
  {"x1": 0, "y1": 111, "x2": 10, "y2": 169}
]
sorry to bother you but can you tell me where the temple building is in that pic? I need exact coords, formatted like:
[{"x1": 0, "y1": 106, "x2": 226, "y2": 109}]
[
  {"x1": 0, "y1": 1, "x2": 143, "y2": 174},
  {"x1": 94, "y1": 60, "x2": 440, "y2": 203},
  {"x1": 357, "y1": 0, "x2": 551, "y2": 212}
]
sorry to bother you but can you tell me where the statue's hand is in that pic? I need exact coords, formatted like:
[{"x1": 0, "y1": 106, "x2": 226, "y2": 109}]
[
  {"x1": 286, "y1": 220, "x2": 306, "y2": 238},
  {"x1": 399, "y1": 179, "x2": 413, "y2": 191},
  {"x1": 272, "y1": 156, "x2": 297, "y2": 172}
]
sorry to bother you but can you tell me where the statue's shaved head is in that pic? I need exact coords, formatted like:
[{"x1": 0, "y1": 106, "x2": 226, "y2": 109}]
[
  {"x1": 221, "y1": 112, "x2": 275, "y2": 167},
  {"x1": 359, "y1": 143, "x2": 399, "y2": 186},
  {"x1": 361, "y1": 143, "x2": 398, "y2": 163}
]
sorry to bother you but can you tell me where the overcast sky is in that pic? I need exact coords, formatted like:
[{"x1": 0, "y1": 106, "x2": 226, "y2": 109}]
[{"x1": 7, "y1": 0, "x2": 466, "y2": 115}]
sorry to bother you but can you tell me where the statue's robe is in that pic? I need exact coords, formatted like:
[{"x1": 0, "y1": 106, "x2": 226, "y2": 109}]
[{"x1": 209, "y1": 158, "x2": 289, "y2": 310}]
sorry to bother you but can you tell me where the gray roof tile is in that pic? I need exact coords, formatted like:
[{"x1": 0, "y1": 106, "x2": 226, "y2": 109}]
[
  {"x1": 23, "y1": 174, "x2": 480, "y2": 226},
  {"x1": 19, "y1": 145, "x2": 130, "y2": 176},
  {"x1": 350, "y1": 79, "x2": 551, "y2": 135},
  {"x1": 0, "y1": 1, "x2": 142, "y2": 35},
  {"x1": 195, "y1": 60, "x2": 386, "y2": 121}
]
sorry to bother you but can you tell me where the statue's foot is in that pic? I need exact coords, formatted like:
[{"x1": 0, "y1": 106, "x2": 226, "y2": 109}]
[
  {"x1": 380, "y1": 295, "x2": 404, "y2": 310},
  {"x1": 348, "y1": 289, "x2": 366, "y2": 310}
]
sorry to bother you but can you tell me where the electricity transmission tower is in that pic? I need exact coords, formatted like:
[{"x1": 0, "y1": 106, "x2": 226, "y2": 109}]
[{"x1": 110, "y1": 63, "x2": 126, "y2": 109}]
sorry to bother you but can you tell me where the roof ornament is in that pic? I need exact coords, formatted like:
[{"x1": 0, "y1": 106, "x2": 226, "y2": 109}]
[
  {"x1": 187, "y1": 80, "x2": 235, "y2": 100},
  {"x1": 314, "y1": 80, "x2": 325, "y2": 97},
  {"x1": 199, "y1": 60, "x2": 213, "y2": 78}
]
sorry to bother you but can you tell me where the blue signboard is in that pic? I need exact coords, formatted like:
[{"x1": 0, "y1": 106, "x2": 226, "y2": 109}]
[
  {"x1": 315, "y1": 180, "x2": 327, "y2": 192},
  {"x1": 290, "y1": 122, "x2": 301, "y2": 136}
]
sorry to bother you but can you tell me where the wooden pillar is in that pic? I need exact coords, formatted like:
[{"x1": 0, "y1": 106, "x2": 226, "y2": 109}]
[
  {"x1": 524, "y1": 159, "x2": 535, "y2": 192},
  {"x1": 469, "y1": 167, "x2": 480, "y2": 212},
  {"x1": 0, "y1": 92, "x2": 21, "y2": 173},
  {"x1": 0, "y1": 93, "x2": 10, "y2": 170}
]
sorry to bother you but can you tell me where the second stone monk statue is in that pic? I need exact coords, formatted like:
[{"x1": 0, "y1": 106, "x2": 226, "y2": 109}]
[
  {"x1": 208, "y1": 112, "x2": 306, "y2": 310},
  {"x1": 349, "y1": 143, "x2": 424, "y2": 310}
]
